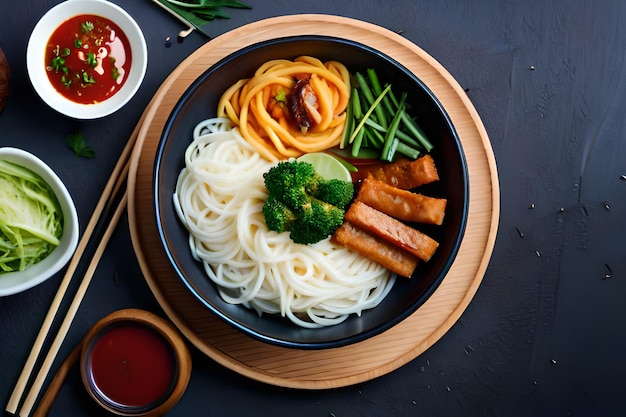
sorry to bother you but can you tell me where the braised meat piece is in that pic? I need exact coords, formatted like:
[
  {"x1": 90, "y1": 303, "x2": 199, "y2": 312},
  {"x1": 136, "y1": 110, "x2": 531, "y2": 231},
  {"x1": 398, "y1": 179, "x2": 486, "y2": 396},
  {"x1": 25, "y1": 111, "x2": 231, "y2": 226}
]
[
  {"x1": 288, "y1": 77, "x2": 319, "y2": 133},
  {"x1": 332, "y1": 222, "x2": 419, "y2": 278},
  {"x1": 345, "y1": 201, "x2": 439, "y2": 261},
  {"x1": 355, "y1": 177, "x2": 447, "y2": 225},
  {"x1": 355, "y1": 155, "x2": 440, "y2": 190}
]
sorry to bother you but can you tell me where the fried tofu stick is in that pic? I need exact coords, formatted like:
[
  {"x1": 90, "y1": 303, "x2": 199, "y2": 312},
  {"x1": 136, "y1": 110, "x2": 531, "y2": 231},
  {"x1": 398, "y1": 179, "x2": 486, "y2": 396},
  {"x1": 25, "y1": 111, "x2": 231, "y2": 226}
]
[
  {"x1": 360, "y1": 155, "x2": 440, "y2": 189},
  {"x1": 332, "y1": 222, "x2": 418, "y2": 278},
  {"x1": 345, "y1": 201, "x2": 439, "y2": 261},
  {"x1": 356, "y1": 177, "x2": 447, "y2": 225}
]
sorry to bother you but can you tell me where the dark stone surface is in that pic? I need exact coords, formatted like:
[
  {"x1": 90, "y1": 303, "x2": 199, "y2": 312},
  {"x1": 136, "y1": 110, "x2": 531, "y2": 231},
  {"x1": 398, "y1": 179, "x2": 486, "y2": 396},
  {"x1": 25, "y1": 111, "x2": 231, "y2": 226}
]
[{"x1": 1, "y1": 1, "x2": 624, "y2": 416}]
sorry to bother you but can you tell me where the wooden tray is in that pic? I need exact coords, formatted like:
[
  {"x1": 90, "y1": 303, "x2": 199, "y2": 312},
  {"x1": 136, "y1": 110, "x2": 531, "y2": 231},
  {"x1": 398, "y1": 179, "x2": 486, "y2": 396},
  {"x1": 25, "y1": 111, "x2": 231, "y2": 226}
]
[{"x1": 127, "y1": 14, "x2": 499, "y2": 389}]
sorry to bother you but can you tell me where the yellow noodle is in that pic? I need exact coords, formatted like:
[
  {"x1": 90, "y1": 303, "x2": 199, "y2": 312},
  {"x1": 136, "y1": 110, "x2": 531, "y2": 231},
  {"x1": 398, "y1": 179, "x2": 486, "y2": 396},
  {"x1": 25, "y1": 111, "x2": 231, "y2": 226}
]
[{"x1": 217, "y1": 56, "x2": 351, "y2": 161}]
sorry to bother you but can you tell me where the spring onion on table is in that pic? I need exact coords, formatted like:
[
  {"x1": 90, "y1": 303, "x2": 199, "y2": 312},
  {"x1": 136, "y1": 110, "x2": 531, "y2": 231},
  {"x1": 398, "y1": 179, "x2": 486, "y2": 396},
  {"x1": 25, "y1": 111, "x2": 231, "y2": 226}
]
[
  {"x1": 154, "y1": 0, "x2": 251, "y2": 34},
  {"x1": 0, "y1": 160, "x2": 63, "y2": 273},
  {"x1": 340, "y1": 68, "x2": 434, "y2": 162}
]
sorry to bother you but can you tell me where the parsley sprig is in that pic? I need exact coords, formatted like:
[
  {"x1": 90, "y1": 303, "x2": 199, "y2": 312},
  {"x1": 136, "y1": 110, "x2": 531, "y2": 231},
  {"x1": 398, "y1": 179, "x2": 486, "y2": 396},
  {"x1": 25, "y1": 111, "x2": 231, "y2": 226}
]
[
  {"x1": 66, "y1": 131, "x2": 96, "y2": 159},
  {"x1": 47, "y1": 46, "x2": 72, "y2": 87},
  {"x1": 81, "y1": 21, "x2": 94, "y2": 33}
]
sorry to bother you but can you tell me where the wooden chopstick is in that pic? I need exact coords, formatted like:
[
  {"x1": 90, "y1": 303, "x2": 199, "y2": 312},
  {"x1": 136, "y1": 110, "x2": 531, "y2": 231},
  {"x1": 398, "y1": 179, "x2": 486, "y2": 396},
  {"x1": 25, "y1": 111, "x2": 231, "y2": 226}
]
[
  {"x1": 31, "y1": 342, "x2": 82, "y2": 417},
  {"x1": 5, "y1": 118, "x2": 142, "y2": 416},
  {"x1": 18, "y1": 191, "x2": 129, "y2": 417}
]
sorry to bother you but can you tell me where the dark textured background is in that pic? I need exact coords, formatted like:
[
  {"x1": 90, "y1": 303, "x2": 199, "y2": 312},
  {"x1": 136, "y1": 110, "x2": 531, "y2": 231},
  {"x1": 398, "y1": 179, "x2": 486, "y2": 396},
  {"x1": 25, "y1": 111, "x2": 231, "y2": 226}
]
[{"x1": 1, "y1": 1, "x2": 625, "y2": 416}]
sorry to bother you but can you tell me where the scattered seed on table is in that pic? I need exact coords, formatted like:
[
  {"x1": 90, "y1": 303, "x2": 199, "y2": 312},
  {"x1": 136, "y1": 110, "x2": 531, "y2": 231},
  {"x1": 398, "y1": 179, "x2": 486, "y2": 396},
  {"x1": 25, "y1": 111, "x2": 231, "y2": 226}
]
[
  {"x1": 515, "y1": 227, "x2": 524, "y2": 238},
  {"x1": 602, "y1": 201, "x2": 611, "y2": 211}
]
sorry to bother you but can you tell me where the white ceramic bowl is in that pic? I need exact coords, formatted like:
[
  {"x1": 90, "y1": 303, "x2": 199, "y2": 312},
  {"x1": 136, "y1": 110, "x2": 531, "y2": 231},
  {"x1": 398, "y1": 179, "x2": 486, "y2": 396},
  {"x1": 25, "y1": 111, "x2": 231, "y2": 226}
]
[
  {"x1": 26, "y1": 0, "x2": 147, "y2": 119},
  {"x1": 0, "y1": 147, "x2": 79, "y2": 296}
]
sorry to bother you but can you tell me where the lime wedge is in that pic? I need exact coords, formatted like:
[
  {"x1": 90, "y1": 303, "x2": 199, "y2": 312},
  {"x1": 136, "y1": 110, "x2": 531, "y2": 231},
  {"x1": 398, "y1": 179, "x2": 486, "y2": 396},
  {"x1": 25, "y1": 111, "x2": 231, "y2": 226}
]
[{"x1": 297, "y1": 152, "x2": 352, "y2": 182}]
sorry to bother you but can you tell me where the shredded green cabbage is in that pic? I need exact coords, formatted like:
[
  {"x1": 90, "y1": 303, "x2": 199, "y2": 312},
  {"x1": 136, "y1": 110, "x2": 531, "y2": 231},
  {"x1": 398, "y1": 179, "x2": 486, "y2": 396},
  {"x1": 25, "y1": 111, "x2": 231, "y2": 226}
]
[{"x1": 0, "y1": 160, "x2": 64, "y2": 273}]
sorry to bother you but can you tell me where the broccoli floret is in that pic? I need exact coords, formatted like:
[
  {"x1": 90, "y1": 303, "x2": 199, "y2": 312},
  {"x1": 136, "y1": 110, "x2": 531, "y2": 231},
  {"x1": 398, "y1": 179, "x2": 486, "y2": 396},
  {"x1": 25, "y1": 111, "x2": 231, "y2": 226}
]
[
  {"x1": 307, "y1": 178, "x2": 354, "y2": 208},
  {"x1": 290, "y1": 198, "x2": 345, "y2": 244},
  {"x1": 262, "y1": 195, "x2": 296, "y2": 233},
  {"x1": 262, "y1": 159, "x2": 353, "y2": 244},
  {"x1": 263, "y1": 160, "x2": 317, "y2": 209}
]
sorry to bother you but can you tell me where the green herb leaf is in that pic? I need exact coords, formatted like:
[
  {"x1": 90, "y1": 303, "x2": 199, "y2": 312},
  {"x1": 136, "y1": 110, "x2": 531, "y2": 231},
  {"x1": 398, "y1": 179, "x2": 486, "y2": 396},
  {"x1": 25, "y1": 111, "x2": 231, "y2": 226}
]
[
  {"x1": 86, "y1": 52, "x2": 97, "y2": 68},
  {"x1": 275, "y1": 89, "x2": 287, "y2": 104},
  {"x1": 81, "y1": 71, "x2": 95, "y2": 84},
  {"x1": 81, "y1": 21, "x2": 94, "y2": 33},
  {"x1": 66, "y1": 131, "x2": 96, "y2": 159},
  {"x1": 50, "y1": 56, "x2": 65, "y2": 72},
  {"x1": 61, "y1": 75, "x2": 72, "y2": 88}
]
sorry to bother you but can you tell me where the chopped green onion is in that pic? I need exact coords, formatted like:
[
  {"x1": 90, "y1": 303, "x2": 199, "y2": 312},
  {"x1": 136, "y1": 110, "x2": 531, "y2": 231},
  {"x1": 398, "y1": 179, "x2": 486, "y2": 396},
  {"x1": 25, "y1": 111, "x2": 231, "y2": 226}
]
[
  {"x1": 381, "y1": 92, "x2": 406, "y2": 161},
  {"x1": 395, "y1": 141, "x2": 421, "y2": 159},
  {"x1": 341, "y1": 88, "x2": 357, "y2": 149},
  {"x1": 342, "y1": 68, "x2": 434, "y2": 161},
  {"x1": 400, "y1": 111, "x2": 434, "y2": 152},
  {"x1": 357, "y1": 71, "x2": 387, "y2": 129},
  {"x1": 86, "y1": 52, "x2": 97, "y2": 68},
  {"x1": 351, "y1": 125, "x2": 366, "y2": 157},
  {"x1": 348, "y1": 84, "x2": 391, "y2": 144}
]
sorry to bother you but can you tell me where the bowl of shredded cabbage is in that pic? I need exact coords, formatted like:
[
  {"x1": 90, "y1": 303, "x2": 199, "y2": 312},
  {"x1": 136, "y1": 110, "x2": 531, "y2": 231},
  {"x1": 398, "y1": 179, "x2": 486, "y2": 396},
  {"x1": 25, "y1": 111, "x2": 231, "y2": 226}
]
[
  {"x1": 155, "y1": 36, "x2": 468, "y2": 349},
  {"x1": 0, "y1": 147, "x2": 79, "y2": 296}
]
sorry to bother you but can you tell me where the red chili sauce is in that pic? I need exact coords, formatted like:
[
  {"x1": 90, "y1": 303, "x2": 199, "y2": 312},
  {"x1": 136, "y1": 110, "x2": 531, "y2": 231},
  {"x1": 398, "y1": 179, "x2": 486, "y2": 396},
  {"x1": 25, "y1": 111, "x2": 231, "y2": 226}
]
[
  {"x1": 45, "y1": 14, "x2": 132, "y2": 104},
  {"x1": 88, "y1": 323, "x2": 176, "y2": 408}
]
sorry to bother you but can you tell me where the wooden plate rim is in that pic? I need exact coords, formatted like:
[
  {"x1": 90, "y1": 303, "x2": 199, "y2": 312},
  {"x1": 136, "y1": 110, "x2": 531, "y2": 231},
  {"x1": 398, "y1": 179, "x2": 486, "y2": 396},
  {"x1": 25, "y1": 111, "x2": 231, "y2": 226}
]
[{"x1": 127, "y1": 14, "x2": 499, "y2": 389}]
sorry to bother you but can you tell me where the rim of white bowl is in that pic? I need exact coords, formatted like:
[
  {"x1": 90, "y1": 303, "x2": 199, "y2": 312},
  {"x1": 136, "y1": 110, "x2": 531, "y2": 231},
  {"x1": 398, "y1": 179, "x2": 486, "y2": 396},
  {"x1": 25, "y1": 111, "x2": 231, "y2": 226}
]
[
  {"x1": 0, "y1": 147, "x2": 79, "y2": 296},
  {"x1": 26, "y1": 0, "x2": 148, "y2": 119}
]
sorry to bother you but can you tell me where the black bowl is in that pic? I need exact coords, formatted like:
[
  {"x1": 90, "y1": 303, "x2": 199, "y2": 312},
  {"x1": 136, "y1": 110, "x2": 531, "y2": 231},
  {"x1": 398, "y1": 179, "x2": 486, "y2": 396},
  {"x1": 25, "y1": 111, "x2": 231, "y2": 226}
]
[{"x1": 154, "y1": 36, "x2": 468, "y2": 349}]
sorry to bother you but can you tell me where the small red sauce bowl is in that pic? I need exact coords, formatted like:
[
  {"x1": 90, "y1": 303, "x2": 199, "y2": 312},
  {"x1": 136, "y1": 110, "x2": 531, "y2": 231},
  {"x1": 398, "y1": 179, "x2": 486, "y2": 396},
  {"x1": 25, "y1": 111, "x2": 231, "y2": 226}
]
[
  {"x1": 26, "y1": 0, "x2": 147, "y2": 119},
  {"x1": 80, "y1": 309, "x2": 191, "y2": 416}
]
